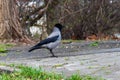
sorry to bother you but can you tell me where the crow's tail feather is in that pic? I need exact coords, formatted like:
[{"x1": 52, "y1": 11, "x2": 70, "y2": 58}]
[
  {"x1": 28, "y1": 46, "x2": 47, "y2": 52},
  {"x1": 28, "y1": 46, "x2": 40, "y2": 52},
  {"x1": 28, "y1": 48, "x2": 35, "y2": 52}
]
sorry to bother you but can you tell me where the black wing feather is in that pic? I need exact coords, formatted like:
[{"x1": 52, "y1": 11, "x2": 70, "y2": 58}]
[{"x1": 28, "y1": 35, "x2": 59, "y2": 52}]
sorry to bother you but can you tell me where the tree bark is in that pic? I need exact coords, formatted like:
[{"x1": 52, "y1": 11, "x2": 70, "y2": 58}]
[{"x1": 0, "y1": 0, "x2": 31, "y2": 43}]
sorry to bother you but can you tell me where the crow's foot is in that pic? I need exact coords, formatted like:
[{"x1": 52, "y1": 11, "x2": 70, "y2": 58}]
[{"x1": 50, "y1": 55, "x2": 58, "y2": 58}]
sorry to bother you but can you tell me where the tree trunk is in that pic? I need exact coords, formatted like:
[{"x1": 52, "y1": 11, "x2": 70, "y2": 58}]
[
  {"x1": 45, "y1": 0, "x2": 60, "y2": 33},
  {"x1": 0, "y1": 0, "x2": 31, "y2": 43}
]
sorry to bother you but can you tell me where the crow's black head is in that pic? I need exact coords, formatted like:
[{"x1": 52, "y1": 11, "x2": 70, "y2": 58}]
[{"x1": 55, "y1": 23, "x2": 64, "y2": 31}]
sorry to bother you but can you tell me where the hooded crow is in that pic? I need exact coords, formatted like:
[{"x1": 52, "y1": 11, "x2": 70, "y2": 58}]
[{"x1": 28, "y1": 23, "x2": 64, "y2": 57}]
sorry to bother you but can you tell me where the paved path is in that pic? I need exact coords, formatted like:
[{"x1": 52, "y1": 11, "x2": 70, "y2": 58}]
[
  {"x1": 1, "y1": 50, "x2": 120, "y2": 80},
  {"x1": 0, "y1": 41, "x2": 120, "y2": 80}
]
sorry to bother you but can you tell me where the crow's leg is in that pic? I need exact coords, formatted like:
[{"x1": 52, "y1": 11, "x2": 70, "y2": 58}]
[{"x1": 49, "y1": 49, "x2": 57, "y2": 57}]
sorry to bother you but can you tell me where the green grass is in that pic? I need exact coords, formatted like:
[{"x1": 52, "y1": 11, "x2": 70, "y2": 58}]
[
  {"x1": 0, "y1": 44, "x2": 14, "y2": 53},
  {"x1": 0, "y1": 66, "x2": 63, "y2": 80},
  {"x1": 67, "y1": 74, "x2": 105, "y2": 80},
  {"x1": 0, "y1": 65, "x2": 105, "y2": 80},
  {"x1": 89, "y1": 41, "x2": 99, "y2": 47}
]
